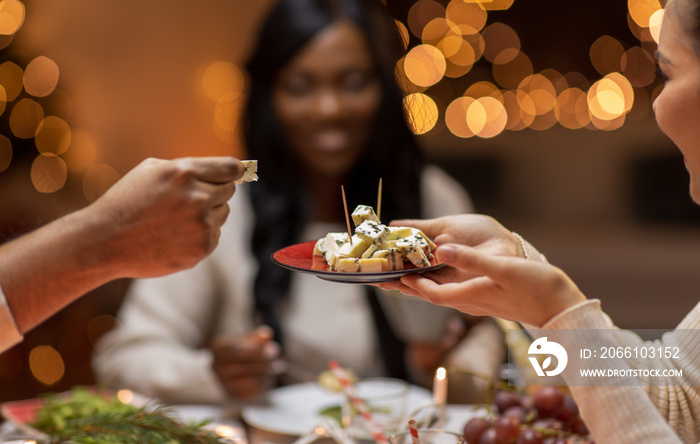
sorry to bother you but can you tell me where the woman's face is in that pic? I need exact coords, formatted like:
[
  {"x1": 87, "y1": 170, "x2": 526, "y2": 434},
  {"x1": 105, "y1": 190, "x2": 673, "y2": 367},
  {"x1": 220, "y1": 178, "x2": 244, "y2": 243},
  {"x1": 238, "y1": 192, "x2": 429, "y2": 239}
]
[
  {"x1": 654, "y1": 0, "x2": 700, "y2": 203},
  {"x1": 272, "y1": 20, "x2": 381, "y2": 178}
]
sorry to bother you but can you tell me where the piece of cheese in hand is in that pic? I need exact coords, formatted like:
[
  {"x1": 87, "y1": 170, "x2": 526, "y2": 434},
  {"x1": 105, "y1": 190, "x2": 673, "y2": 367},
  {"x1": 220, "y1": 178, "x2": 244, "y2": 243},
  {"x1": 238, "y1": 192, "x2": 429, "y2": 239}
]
[
  {"x1": 351, "y1": 205, "x2": 381, "y2": 227},
  {"x1": 235, "y1": 160, "x2": 258, "y2": 184}
]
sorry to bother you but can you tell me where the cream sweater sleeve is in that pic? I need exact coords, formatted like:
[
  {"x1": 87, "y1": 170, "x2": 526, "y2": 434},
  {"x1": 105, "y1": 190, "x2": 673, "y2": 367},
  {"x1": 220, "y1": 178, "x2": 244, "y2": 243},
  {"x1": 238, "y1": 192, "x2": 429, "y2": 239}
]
[
  {"x1": 543, "y1": 300, "x2": 700, "y2": 443},
  {"x1": 511, "y1": 236, "x2": 696, "y2": 443}
]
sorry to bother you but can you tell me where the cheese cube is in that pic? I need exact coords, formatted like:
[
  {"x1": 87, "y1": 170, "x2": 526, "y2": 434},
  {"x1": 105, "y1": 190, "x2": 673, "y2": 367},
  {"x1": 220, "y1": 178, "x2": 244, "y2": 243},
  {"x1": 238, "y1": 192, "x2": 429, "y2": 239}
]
[
  {"x1": 386, "y1": 226, "x2": 414, "y2": 240},
  {"x1": 313, "y1": 238, "x2": 325, "y2": 257},
  {"x1": 351, "y1": 205, "x2": 381, "y2": 227},
  {"x1": 362, "y1": 243, "x2": 379, "y2": 258},
  {"x1": 336, "y1": 258, "x2": 360, "y2": 272},
  {"x1": 397, "y1": 242, "x2": 431, "y2": 268},
  {"x1": 388, "y1": 227, "x2": 437, "y2": 251},
  {"x1": 337, "y1": 235, "x2": 370, "y2": 258},
  {"x1": 403, "y1": 233, "x2": 433, "y2": 256},
  {"x1": 372, "y1": 249, "x2": 403, "y2": 271},
  {"x1": 356, "y1": 220, "x2": 389, "y2": 245},
  {"x1": 359, "y1": 258, "x2": 389, "y2": 272},
  {"x1": 317, "y1": 232, "x2": 349, "y2": 264}
]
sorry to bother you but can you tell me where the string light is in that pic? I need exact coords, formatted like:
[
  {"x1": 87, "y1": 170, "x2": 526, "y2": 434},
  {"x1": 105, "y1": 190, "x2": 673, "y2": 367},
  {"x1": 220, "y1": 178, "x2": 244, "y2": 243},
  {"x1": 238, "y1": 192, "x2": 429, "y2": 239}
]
[{"x1": 395, "y1": 0, "x2": 663, "y2": 137}]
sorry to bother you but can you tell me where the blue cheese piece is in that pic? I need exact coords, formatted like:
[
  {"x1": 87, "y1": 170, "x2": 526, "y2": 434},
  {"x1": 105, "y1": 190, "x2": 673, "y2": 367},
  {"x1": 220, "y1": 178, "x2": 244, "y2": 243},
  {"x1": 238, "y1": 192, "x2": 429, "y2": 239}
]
[
  {"x1": 315, "y1": 232, "x2": 349, "y2": 264},
  {"x1": 337, "y1": 235, "x2": 370, "y2": 258},
  {"x1": 351, "y1": 205, "x2": 381, "y2": 227},
  {"x1": 336, "y1": 257, "x2": 360, "y2": 272},
  {"x1": 397, "y1": 242, "x2": 431, "y2": 268},
  {"x1": 356, "y1": 220, "x2": 390, "y2": 245},
  {"x1": 388, "y1": 227, "x2": 437, "y2": 251},
  {"x1": 403, "y1": 233, "x2": 433, "y2": 257}
]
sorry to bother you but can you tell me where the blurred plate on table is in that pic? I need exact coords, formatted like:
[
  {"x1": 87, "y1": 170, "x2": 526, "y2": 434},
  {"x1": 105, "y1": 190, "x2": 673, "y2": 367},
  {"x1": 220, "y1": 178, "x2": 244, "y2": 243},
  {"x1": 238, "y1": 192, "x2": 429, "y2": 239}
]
[
  {"x1": 241, "y1": 382, "x2": 432, "y2": 436},
  {"x1": 272, "y1": 241, "x2": 445, "y2": 284}
]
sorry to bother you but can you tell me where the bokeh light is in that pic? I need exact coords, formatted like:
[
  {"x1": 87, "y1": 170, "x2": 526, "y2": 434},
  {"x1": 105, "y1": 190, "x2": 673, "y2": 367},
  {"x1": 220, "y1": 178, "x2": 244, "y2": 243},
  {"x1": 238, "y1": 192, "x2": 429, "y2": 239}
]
[
  {"x1": 23, "y1": 56, "x2": 59, "y2": 98},
  {"x1": 482, "y1": 23, "x2": 520, "y2": 64},
  {"x1": 407, "y1": 0, "x2": 445, "y2": 39},
  {"x1": 621, "y1": 46, "x2": 656, "y2": 87},
  {"x1": 628, "y1": 0, "x2": 662, "y2": 28},
  {"x1": 395, "y1": 20, "x2": 410, "y2": 50},
  {"x1": 31, "y1": 153, "x2": 67, "y2": 193},
  {"x1": 213, "y1": 92, "x2": 243, "y2": 143},
  {"x1": 29, "y1": 345, "x2": 65, "y2": 386},
  {"x1": 63, "y1": 130, "x2": 98, "y2": 173},
  {"x1": 0, "y1": 61, "x2": 22, "y2": 101},
  {"x1": 404, "y1": 92, "x2": 438, "y2": 134},
  {"x1": 492, "y1": 51, "x2": 533, "y2": 89},
  {"x1": 589, "y1": 35, "x2": 625, "y2": 76},
  {"x1": 202, "y1": 61, "x2": 244, "y2": 102},
  {"x1": 445, "y1": 96, "x2": 476, "y2": 138},
  {"x1": 0, "y1": 0, "x2": 25, "y2": 36},
  {"x1": 649, "y1": 9, "x2": 663, "y2": 43},
  {"x1": 35, "y1": 116, "x2": 71, "y2": 155},
  {"x1": 518, "y1": 74, "x2": 556, "y2": 116},
  {"x1": 554, "y1": 87, "x2": 590, "y2": 129},
  {"x1": 117, "y1": 389, "x2": 134, "y2": 405},
  {"x1": 445, "y1": 1, "x2": 487, "y2": 34},
  {"x1": 403, "y1": 44, "x2": 446, "y2": 87},
  {"x1": 468, "y1": 96, "x2": 507, "y2": 138},
  {"x1": 83, "y1": 163, "x2": 120, "y2": 202},
  {"x1": 10, "y1": 98, "x2": 43, "y2": 139}
]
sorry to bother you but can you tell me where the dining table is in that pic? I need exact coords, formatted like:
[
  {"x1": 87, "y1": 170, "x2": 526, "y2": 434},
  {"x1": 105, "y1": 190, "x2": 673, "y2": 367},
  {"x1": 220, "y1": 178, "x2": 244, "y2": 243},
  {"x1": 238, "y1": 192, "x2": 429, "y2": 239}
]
[{"x1": 0, "y1": 386, "x2": 480, "y2": 444}]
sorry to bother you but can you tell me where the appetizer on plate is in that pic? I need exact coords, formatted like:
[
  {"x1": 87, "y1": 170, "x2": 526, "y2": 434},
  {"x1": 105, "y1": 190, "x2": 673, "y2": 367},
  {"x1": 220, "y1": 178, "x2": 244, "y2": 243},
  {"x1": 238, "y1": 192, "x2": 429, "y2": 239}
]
[{"x1": 313, "y1": 204, "x2": 437, "y2": 273}]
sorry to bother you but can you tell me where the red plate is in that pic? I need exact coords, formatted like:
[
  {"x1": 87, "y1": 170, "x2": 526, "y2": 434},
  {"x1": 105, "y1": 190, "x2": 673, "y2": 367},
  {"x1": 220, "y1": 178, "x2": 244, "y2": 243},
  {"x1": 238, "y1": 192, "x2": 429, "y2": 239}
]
[{"x1": 271, "y1": 241, "x2": 445, "y2": 284}]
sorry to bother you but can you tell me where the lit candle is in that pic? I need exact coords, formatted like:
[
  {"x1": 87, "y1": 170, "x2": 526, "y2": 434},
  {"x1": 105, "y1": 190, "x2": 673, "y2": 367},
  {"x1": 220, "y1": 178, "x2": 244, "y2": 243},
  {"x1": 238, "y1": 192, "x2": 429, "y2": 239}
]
[{"x1": 433, "y1": 366, "x2": 447, "y2": 405}]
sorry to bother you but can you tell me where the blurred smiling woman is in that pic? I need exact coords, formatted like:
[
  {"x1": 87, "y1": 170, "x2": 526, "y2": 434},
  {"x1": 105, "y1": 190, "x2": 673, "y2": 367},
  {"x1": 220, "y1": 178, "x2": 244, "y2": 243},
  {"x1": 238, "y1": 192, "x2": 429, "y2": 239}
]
[{"x1": 94, "y1": 0, "x2": 505, "y2": 406}]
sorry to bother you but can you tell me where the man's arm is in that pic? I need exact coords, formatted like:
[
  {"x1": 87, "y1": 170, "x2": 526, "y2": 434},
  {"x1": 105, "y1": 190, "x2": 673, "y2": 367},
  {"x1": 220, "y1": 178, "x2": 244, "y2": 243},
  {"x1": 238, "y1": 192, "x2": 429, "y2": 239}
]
[{"x1": 0, "y1": 156, "x2": 242, "y2": 335}]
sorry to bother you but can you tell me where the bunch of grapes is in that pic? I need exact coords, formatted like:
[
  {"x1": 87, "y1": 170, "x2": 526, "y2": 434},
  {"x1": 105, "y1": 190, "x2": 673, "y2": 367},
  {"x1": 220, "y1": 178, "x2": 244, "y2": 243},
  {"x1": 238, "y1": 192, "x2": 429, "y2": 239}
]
[{"x1": 462, "y1": 386, "x2": 594, "y2": 444}]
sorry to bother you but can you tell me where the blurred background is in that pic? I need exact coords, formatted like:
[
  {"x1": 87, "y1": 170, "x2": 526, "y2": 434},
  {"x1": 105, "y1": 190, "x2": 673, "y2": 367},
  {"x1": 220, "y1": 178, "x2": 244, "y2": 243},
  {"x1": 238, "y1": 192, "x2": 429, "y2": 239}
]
[{"x1": 1, "y1": 0, "x2": 699, "y2": 402}]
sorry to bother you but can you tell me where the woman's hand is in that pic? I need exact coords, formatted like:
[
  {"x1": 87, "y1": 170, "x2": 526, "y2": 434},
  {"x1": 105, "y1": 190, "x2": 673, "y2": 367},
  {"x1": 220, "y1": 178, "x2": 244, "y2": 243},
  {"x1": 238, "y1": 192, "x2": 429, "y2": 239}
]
[
  {"x1": 380, "y1": 214, "x2": 524, "y2": 293},
  {"x1": 390, "y1": 244, "x2": 586, "y2": 327},
  {"x1": 211, "y1": 326, "x2": 279, "y2": 401}
]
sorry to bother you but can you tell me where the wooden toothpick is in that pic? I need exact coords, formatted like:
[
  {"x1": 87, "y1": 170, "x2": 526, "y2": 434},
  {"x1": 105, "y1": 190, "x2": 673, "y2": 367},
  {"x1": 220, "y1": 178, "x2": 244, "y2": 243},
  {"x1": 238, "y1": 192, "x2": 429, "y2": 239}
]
[
  {"x1": 377, "y1": 177, "x2": 383, "y2": 221},
  {"x1": 341, "y1": 185, "x2": 353, "y2": 245}
]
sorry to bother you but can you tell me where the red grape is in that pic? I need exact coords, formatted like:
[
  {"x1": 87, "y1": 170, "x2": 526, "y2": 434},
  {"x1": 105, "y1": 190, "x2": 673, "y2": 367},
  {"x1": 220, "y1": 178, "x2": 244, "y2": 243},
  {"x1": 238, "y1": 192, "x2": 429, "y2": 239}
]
[
  {"x1": 516, "y1": 429, "x2": 543, "y2": 444},
  {"x1": 503, "y1": 406, "x2": 532, "y2": 424},
  {"x1": 555, "y1": 395, "x2": 580, "y2": 425},
  {"x1": 533, "y1": 387, "x2": 564, "y2": 418},
  {"x1": 494, "y1": 390, "x2": 522, "y2": 414},
  {"x1": 494, "y1": 415, "x2": 520, "y2": 443},
  {"x1": 464, "y1": 417, "x2": 492, "y2": 444},
  {"x1": 478, "y1": 427, "x2": 497, "y2": 444}
]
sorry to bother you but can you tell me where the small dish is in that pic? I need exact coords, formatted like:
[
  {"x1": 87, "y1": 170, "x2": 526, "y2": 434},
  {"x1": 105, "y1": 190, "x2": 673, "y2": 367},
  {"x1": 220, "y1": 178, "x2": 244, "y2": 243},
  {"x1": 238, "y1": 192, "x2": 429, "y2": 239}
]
[{"x1": 271, "y1": 241, "x2": 445, "y2": 284}]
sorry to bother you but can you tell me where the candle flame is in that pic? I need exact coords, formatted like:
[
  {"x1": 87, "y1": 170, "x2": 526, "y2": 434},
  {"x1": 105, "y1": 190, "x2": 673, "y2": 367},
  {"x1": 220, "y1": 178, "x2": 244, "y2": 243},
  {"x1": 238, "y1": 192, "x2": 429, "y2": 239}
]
[{"x1": 436, "y1": 366, "x2": 447, "y2": 380}]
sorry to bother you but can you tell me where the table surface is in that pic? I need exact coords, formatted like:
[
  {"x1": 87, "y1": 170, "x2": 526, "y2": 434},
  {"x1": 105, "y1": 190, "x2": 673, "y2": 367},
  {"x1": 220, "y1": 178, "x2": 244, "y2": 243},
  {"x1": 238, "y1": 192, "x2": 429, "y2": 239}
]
[{"x1": 0, "y1": 403, "x2": 479, "y2": 444}]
